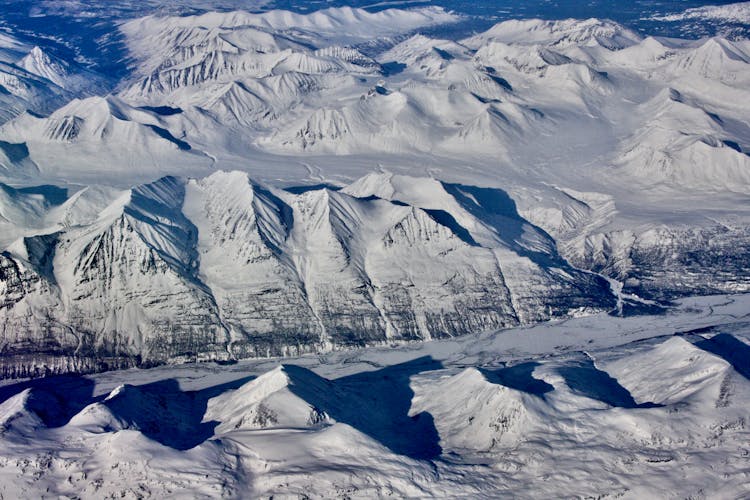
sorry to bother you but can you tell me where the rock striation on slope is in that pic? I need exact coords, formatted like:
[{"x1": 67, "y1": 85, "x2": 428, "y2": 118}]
[{"x1": 0, "y1": 171, "x2": 614, "y2": 377}]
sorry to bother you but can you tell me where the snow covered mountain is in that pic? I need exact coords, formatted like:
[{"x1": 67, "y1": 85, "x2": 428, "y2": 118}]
[
  {"x1": 1, "y1": 3, "x2": 750, "y2": 497},
  {"x1": 0, "y1": 294, "x2": 748, "y2": 498},
  {"x1": 0, "y1": 170, "x2": 613, "y2": 377},
  {"x1": 0, "y1": 61, "x2": 70, "y2": 125},
  {"x1": 0, "y1": 34, "x2": 109, "y2": 125},
  {"x1": 0, "y1": 6, "x2": 747, "y2": 378},
  {"x1": 0, "y1": 95, "x2": 212, "y2": 183},
  {"x1": 0, "y1": 9, "x2": 746, "y2": 182}
]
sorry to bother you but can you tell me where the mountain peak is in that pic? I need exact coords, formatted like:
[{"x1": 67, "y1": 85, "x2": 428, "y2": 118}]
[{"x1": 16, "y1": 46, "x2": 70, "y2": 89}]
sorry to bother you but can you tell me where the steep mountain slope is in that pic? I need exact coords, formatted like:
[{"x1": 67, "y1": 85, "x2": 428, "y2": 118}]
[
  {"x1": 0, "y1": 61, "x2": 71, "y2": 124},
  {"x1": 0, "y1": 34, "x2": 109, "y2": 125},
  {"x1": 0, "y1": 177, "x2": 230, "y2": 377},
  {"x1": 183, "y1": 171, "x2": 322, "y2": 357},
  {"x1": 0, "y1": 171, "x2": 614, "y2": 377},
  {"x1": 16, "y1": 46, "x2": 108, "y2": 95},
  {"x1": 343, "y1": 172, "x2": 609, "y2": 322}
]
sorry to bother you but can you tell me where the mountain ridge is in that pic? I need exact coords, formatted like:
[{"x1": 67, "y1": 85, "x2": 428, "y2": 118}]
[{"x1": 0, "y1": 170, "x2": 615, "y2": 377}]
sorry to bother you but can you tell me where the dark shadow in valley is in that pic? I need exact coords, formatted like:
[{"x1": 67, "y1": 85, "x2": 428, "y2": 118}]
[
  {"x1": 693, "y1": 333, "x2": 750, "y2": 380},
  {"x1": 432, "y1": 47, "x2": 454, "y2": 61},
  {"x1": 138, "y1": 105, "x2": 183, "y2": 116},
  {"x1": 424, "y1": 208, "x2": 478, "y2": 246},
  {"x1": 481, "y1": 362, "x2": 554, "y2": 396},
  {"x1": 102, "y1": 376, "x2": 255, "y2": 450},
  {"x1": 0, "y1": 372, "x2": 256, "y2": 450},
  {"x1": 285, "y1": 356, "x2": 444, "y2": 460},
  {"x1": 144, "y1": 124, "x2": 192, "y2": 150},
  {"x1": 557, "y1": 356, "x2": 660, "y2": 408},
  {"x1": 0, "y1": 375, "x2": 99, "y2": 427},
  {"x1": 0, "y1": 140, "x2": 31, "y2": 163},
  {"x1": 17, "y1": 184, "x2": 68, "y2": 205},
  {"x1": 283, "y1": 183, "x2": 341, "y2": 195},
  {"x1": 380, "y1": 61, "x2": 406, "y2": 77},
  {"x1": 442, "y1": 182, "x2": 563, "y2": 268},
  {"x1": 488, "y1": 74, "x2": 513, "y2": 92}
]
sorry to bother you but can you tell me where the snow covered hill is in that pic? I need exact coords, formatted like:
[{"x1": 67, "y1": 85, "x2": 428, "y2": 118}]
[
  {"x1": 0, "y1": 293, "x2": 748, "y2": 498},
  {"x1": 0, "y1": 96, "x2": 213, "y2": 183}
]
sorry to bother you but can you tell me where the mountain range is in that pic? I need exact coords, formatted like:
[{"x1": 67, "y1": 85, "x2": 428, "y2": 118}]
[{"x1": 0, "y1": 6, "x2": 748, "y2": 377}]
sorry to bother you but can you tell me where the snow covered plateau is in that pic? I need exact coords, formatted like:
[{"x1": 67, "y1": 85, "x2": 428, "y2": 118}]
[{"x1": 0, "y1": 0, "x2": 749, "y2": 497}]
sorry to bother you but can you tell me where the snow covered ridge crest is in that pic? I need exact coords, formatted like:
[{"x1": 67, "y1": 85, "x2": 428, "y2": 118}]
[
  {"x1": 0, "y1": 171, "x2": 614, "y2": 378},
  {"x1": 121, "y1": 5, "x2": 462, "y2": 40},
  {"x1": 1, "y1": 295, "x2": 749, "y2": 498}
]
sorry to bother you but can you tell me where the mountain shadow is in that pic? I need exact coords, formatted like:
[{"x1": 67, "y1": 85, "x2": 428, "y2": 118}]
[
  {"x1": 0, "y1": 372, "x2": 255, "y2": 450},
  {"x1": 442, "y1": 181, "x2": 616, "y2": 310},
  {"x1": 442, "y1": 182, "x2": 564, "y2": 268},
  {"x1": 557, "y1": 355, "x2": 660, "y2": 408},
  {"x1": 101, "y1": 376, "x2": 255, "y2": 450},
  {"x1": 284, "y1": 183, "x2": 342, "y2": 195},
  {"x1": 286, "y1": 356, "x2": 444, "y2": 460},
  {"x1": 104, "y1": 357, "x2": 443, "y2": 456},
  {"x1": 138, "y1": 105, "x2": 183, "y2": 116},
  {"x1": 481, "y1": 362, "x2": 554, "y2": 396},
  {"x1": 17, "y1": 184, "x2": 68, "y2": 205},
  {"x1": 1, "y1": 357, "x2": 444, "y2": 457},
  {"x1": 0, "y1": 375, "x2": 98, "y2": 427},
  {"x1": 693, "y1": 333, "x2": 750, "y2": 380},
  {"x1": 144, "y1": 125, "x2": 192, "y2": 150}
]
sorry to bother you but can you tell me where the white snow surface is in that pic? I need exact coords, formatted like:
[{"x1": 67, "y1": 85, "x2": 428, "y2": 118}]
[
  {"x1": 0, "y1": 7, "x2": 747, "y2": 363},
  {"x1": 650, "y1": 2, "x2": 750, "y2": 23},
  {"x1": 1, "y1": 293, "x2": 749, "y2": 498}
]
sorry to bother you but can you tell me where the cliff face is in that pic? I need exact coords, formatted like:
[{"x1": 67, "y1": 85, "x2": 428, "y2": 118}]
[{"x1": 0, "y1": 172, "x2": 615, "y2": 377}]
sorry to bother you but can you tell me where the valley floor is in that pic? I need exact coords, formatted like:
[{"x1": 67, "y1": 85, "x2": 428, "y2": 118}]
[{"x1": 1, "y1": 293, "x2": 749, "y2": 498}]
